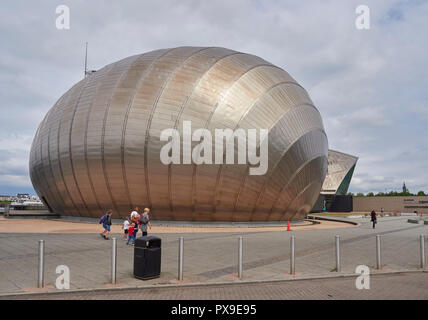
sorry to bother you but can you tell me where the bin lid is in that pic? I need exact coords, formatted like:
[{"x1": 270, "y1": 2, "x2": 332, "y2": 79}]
[{"x1": 135, "y1": 235, "x2": 161, "y2": 247}]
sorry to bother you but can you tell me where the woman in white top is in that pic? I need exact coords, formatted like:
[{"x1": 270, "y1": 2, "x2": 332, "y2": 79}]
[
  {"x1": 130, "y1": 207, "x2": 139, "y2": 220},
  {"x1": 130, "y1": 207, "x2": 140, "y2": 238}
]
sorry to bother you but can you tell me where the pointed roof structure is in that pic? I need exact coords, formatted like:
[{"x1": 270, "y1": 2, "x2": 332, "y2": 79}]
[{"x1": 321, "y1": 149, "x2": 358, "y2": 195}]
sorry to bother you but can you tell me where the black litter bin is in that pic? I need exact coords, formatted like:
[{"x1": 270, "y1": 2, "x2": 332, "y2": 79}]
[{"x1": 134, "y1": 236, "x2": 161, "y2": 280}]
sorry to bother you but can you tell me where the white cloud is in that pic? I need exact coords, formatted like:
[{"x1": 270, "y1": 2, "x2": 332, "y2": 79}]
[
  {"x1": 0, "y1": 174, "x2": 31, "y2": 187},
  {"x1": 0, "y1": 134, "x2": 33, "y2": 152}
]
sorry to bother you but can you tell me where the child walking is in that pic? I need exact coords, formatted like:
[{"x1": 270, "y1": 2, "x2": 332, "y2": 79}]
[
  {"x1": 126, "y1": 223, "x2": 136, "y2": 246},
  {"x1": 122, "y1": 217, "x2": 130, "y2": 239}
]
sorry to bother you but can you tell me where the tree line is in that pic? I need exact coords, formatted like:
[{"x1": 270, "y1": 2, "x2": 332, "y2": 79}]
[{"x1": 348, "y1": 191, "x2": 427, "y2": 197}]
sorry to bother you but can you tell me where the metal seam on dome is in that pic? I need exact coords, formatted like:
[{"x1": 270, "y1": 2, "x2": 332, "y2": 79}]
[
  {"x1": 274, "y1": 141, "x2": 328, "y2": 210},
  {"x1": 35, "y1": 100, "x2": 63, "y2": 210},
  {"x1": 177, "y1": 61, "x2": 279, "y2": 220},
  {"x1": 120, "y1": 48, "x2": 176, "y2": 211},
  {"x1": 265, "y1": 142, "x2": 327, "y2": 216},
  {"x1": 44, "y1": 94, "x2": 73, "y2": 213},
  {"x1": 33, "y1": 111, "x2": 50, "y2": 206},
  {"x1": 236, "y1": 116, "x2": 323, "y2": 217},
  {"x1": 272, "y1": 152, "x2": 328, "y2": 221},
  {"x1": 45, "y1": 99, "x2": 69, "y2": 213},
  {"x1": 142, "y1": 47, "x2": 212, "y2": 213},
  {"x1": 249, "y1": 124, "x2": 327, "y2": 218},
  {"x1": 33, "y1": 107, "x2": 59, "y2": 211},
  {"x1": 205, "y1": 64, "x2": 295, "y2": 219},
  {"x1": 223, "y1": 81, "x2": 308, "y2": 214},
  {"x1": 188, "y1": 79, "x2": 301, "y2": 217},
  {"x1": 167, "y1": 49, "x2": 241, "y2": 215},
  {"x1": 237, "y1": 103, "x2": 325, "y2": 218},
  {"x1": 29, "y1": 129, "x2": 38, "y2": 201},
  {"x1": 284, "y1": 180, "x2": 323, "y2": 221},
  {"x1": 68, "y1": 75, "x2": 95, "y2": 216},
  {"x1": 42, "y1": 106, "x2": 66, "y2": 211},
  {"x1": 40, "y1": 89, "x2": 78, "y2": 213},
  {"x1": 83, "y1": 65, "x2": 115, "y2": 216},
  {"x1": 275, "y1": 156, "x2": 326, "y2": 221},
  {"x1": 111, "y1": 53, "x2": 160, "y2": 212},
  {"x1": 236, "y1": 82, "x2": 307, "y2": 128},
  {"x1": 206, "y1": 64, "x2": 281, "y2": 219},
  {"x1": 55, "y1": 83, "x2": 86, "y2": 216},
  {"x1": 101, "y1": 57, "x2": 140, "y2": 216},
  {"x1": 281, "y1": 178, "x2": 325, "y2": 221},
  {"x1": 268, "y1": 146, "x2": 328, "y2": 221}
]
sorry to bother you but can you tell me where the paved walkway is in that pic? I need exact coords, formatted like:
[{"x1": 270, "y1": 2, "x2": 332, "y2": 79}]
[
  {"x1": 2, "y1": 272, "x2": 427, "y2": 300},
  {"x1": 0, "y1": 216, "x2": 427, "y2": 297},
  {"x1": 0, "y1": 215, "x2": 349, "y2": 233}
]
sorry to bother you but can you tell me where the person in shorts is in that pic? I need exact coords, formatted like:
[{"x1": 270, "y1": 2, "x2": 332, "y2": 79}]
[
  {"x1": 122, "y1": 217, "x2": 130, "y2": 239},
  {"x1": 101, "y1": 210, "x2": 113, "y2": 239}
]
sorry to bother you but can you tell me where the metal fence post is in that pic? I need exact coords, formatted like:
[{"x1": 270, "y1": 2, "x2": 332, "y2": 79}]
[
  {"x1": 376, "y1": 235, "x2": 381, "y2": 269},
  {"x1": 38, "y1": 240, "x2": 45, "y2": 288},
  {"x1": 420, "y1": 235, "x2": 425, "y2": 269},
  {"x1": 111, "y1": 237, "x2": 117, "y2": 284},
  {"x1": 290, "y1": 236, "x2": 295, "y2": 275},
  {"x1": 335, "y1": 235, "x2": 341, "y2": 272},
  {"x1": 238, "y1": 236, "x2": 243, "y2": 279},
  {"x1": 178, "y1": 237, "x2": 184, "y2": 281}
]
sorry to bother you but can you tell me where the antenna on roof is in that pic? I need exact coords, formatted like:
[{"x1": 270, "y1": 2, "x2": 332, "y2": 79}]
[
  {"x1": 84, "y1": 42, "x2": 97, "y2": 77},
  {"x1": 84, "y1": 42, "x2": 88, "y2": 77}
]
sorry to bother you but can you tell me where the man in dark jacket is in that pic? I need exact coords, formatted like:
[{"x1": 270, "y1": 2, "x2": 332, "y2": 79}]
[{"x1": 370, "y1": 210, "x2": 377, "y2": 229}]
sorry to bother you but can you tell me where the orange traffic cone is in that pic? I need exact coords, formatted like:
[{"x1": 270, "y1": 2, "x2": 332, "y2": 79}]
[{"x1": 287, "y1": 221, "x2": 291, "y2": 231}]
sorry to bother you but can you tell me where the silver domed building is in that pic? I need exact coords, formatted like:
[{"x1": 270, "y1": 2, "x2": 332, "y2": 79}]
[{"x1": 29, "y1": 47, "x2": 328, "y2": 221}]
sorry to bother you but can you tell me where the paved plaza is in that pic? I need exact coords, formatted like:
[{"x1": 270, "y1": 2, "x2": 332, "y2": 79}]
[
  {"x1": 0, "y1": 215, "x2": 427, "y2": 299},
  {"x1": 2, "y1": 272, "x2": 426, "y2": 300}
]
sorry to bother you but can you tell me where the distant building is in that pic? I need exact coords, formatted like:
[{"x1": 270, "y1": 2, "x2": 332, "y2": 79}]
[
  {"x1": 402, "y1": 182, "x2": 408, "y2": 193},
  {"x1": 354, "y1": 195, "x2": 428, "y2": 215},
  {"x1": 312, "y1": 150, "x2": 358, "y2": 213},
  {"x1": 16, "y1": 193, "x2": 30, "y2": 199},
  {"x1": 321, "y1": 150, "x2": 358, "y2": 195}
]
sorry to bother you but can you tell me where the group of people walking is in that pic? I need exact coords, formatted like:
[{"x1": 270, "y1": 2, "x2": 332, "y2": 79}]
[
  {"x1": 124, "y1": 207, "x2": 151, "y2": 245},
  {"x1": 99, "y1": 206, "x2": 381, "y2": 239},
  {"x1": 100, "y1": 207, "x2": 151, "y2": 243}
]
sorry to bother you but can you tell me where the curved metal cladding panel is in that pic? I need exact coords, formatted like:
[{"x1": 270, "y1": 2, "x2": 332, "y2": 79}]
[{"x1": 29, "y1": 47, "x2": 328, "y2": 221}]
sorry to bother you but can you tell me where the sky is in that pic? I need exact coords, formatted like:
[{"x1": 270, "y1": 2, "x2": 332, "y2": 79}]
[{"x1": 0, "y1": 0, "x2": 427, "y2": 196}]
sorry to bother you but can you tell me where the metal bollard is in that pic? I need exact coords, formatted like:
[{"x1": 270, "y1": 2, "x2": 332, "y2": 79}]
[
  {"x1": 335, "y1": 235, "x2": 341, "y2": 272},
  {"x1": 178, "y1": 237, "x2": 184, "y2": 281},
  {"x1": 376, "y1": 235, "x2": 381, "y2": 269},
  {"x1": 420, "y1": 235, "x2": 425, "y2": 269},
  {"x1": 290, "y1": 236, "x2": 295, "y2": 275},
  {"x1": 238, "y1": 236, "x2": 243, "y2": 279},
  {"x1": 38, "y1": 240, "x2": 45, "y2": 288},
  {"x1": 111, "y1": 238, "x2": 117, "y2": 284}
]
